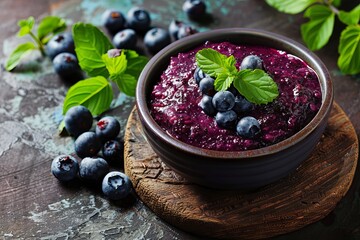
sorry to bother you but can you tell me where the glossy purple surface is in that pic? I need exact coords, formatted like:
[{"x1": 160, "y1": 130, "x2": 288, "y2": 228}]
[{"x1": 149, "y1": 42, "x2": 322, "y2": 151}]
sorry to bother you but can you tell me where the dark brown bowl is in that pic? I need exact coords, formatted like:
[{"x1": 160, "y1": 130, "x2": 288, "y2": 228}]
[{"x1": 136, "y1": 28, "x2": 333, "y2": 189}]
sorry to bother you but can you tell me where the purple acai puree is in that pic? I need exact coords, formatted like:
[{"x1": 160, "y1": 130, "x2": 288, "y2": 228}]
[{"x1": 149, "y1": 41, "x2": 322, "y2": 151}]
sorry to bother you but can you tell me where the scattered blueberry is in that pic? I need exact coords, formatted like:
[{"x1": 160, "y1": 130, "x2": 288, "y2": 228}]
[
  {"x1": 79, "y1": 157, "x2": 109, "y2": 182},
  {"x1": 215, "y1": 110, "x2": 238, "y2": 129},
  {"x1": 75, "y1": 132, "x2": 102, "y2": 158},
  {"x1": 102, "y1": 140, "x2": 124, "y2": 164},
  {"x1": 126, "y1": 7, "x2": 151, "y2": 33},
  {"x1": 233, "y1": 95, "x2": 254, "y2": 114},
  {"x1": 102, "y1": 171, "x2": 132, "y2": 200},
  {"x1": 177, "y1": 25, "x2": 198, "y2": 39},
  {"x1": 53, "y1": 52, "x2": 83, "y2": 81},
  {"x1": 144, "y1": 27, "x2": 171, "y2": 54},
  {"x1": 102, "y1": 9, "x2": 127, "y2": 35},
  {"x1": 64, "y1": 105, "x2": 93, "y2": 137},
  {"x1": 183, "y1": 0, "x2": 207, "y2": 20},
  {"x1": 199, "y1": 95, "x2": 216, "y2": 116},
  {"x1": 240, "y1": 55, "x2": 263, "y2": 70},
  {"x1": 212, "y1": 91, "x2": 235, "y2": 112},
  {"x1": 46, "y1": 32, "x2": 75, "y2": 60},
  {"x1": 199, "y1": 76, "x2": 215, "y2": 96},
  {"x1": 95, "y1": 116, "x2": 121, "y2": 142},
  {"x1": 236, "y1": 116, "x2": 261, "y2": 138},
  {"x1": 168, "y1": 19, "x2": 184, "y2": 40},
  {"x1": 194, "y1": 66, "x2": 208, "y2": 84},
  {"x1": 113, "y1": 29, "x2": 137, "y2": 50},
  {"x1": 51, "y1": 155, "x2": 79, "y2": 182}
]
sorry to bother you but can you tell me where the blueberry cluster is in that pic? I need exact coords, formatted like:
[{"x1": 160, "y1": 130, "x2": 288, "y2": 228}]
[
  {"x1": 197, "y1": 55, "x2": 264, "y2": 139},
  {"x1": 46, "y1": 32, "x2": 83, "y2": 82},
  {"x1": 102, "y1": 1, "x2": 207, "y2": 55},
  {"x1": 51, "y1": 105, "x2": 132, "y2": 201}
]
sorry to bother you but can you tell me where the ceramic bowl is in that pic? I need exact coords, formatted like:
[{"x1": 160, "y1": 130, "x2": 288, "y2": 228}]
[{"x1": 136, "y1": 28, "x2": 333, "y2": 189}]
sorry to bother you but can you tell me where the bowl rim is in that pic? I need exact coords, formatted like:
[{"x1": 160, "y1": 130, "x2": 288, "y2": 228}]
[{"x1": 136, "y1": 28, "x2": 333, "y2": 160}]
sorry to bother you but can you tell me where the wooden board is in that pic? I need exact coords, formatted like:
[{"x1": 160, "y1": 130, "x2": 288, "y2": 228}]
[{"x1": 124, "y1": 102, "x2": 358, "y2": 240}]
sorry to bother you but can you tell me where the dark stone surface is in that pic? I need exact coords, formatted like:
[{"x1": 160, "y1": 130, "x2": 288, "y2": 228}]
[{"x1": 0, "y1": 0, "x2": 359, "y2": 239}]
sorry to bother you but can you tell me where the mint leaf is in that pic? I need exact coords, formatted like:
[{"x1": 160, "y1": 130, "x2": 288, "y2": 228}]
[
  {"x1": 338, "y1": 25, "x2": 360, "y2": 75},
  {"x1": 214, "y1": 73, "x2": 234, "y2": 91},
  {"x1": 73, "y1": 22, "x2": 113, "y2": 78},
  {"x1": 233, "y1": 69, "x2": 279, "y2": 104},
  {"x1": 339, "y1": 5, "x2": 360, "y2": 26},
  {"x1": 195, "y1": 48, "x2": 237, "y2": 77},
  {"x1": 123, "y1": 50, "x2": 148, "y2": 79},
  {"x1": 17, "y1": 16, "x2": 35, "y2": 37},
  {"x1": 301, "y1": 5, "x2": 335, "y2": 51},
  {"x1": 332, "y1": 0, "x2": 342, "y2": 7},
  {"x1": 5, "y1": 42, "x2": 36, "y2": 71},
  {"x1": 37, "y1": 16, "x2": 66, "y2": 43},
  {"x1": 111, "y1": 73, "x2": 138, "y2": 96},
  {"x1": 265, "y1": 0, "x2": 317, "y2": 14},
  {"x1": 102, "y1": 50, "x2": 127, "y2": 77},
  {"x1": 63, "y1": 76, "x2": 113, "y2": 116}
]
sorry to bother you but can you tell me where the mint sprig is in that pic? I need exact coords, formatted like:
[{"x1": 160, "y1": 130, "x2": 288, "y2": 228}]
[
  {"x1": 6, "y1": 16, "x2": 66, "y2": 71},
  {"x1": 265, "y1": 0, "x2": 360, "y2": 75},
  {"x1": 62, "y1": 23, "x2": 148, "y2": 116},
  {"x1": 195, "y1": 48, "x2": 279, "y2": 105}
]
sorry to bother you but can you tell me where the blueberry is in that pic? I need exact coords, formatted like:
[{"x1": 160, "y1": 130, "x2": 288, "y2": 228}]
[
  {"x1": 144, "y1": 28, "x2": 171, "y2": 54},
  {"x1": 194, "y1": 67, "x2": 208, "y2": 84},
  {"x1": 177, "y1": 25, "x2": 198, "y2": 39},
  {"x1": 46, "y1": 32, "x2": 75, "y2": 60},
  {"x1": 199, "y1": 77, "x2": 215, "y2": 96},
  {"x1": 236, "y1": 116, "x2": 261, "y2": 138},
  {"x1": 64, "y1": 105, "x2": 93, "y2": 137},
  {"x1": 51, "y1": 155, "x2": 79, "y2": 181},
  {"x1": 113, "y1": 29, "x2": 137, "y2": 50},
  {"x1": 53, "y1": 52, "x2": 83, "y2": 81},
  {"x1": 240, "y1": 55, "x2": 263, "y2": 70},
  {"x1": 102, "y1": 140, "x2": 124, "y2": 164},
  {"x1": 199, "y1": 95, "x2": 216, "y2": 116},
  {"x1": 102, "y1": 9, "x2": 127, "y2": 35},
  {"x1": 212, "y1": 91, "x2": 235, "y2": 112},
  {"x1": 232, "y1": 95, "x2": 254, "y2": 114},
  {"x1": 75, "y1": 132, "x2": 102, "y2": 158},
  {"x1": 79, "y1": 157, "x2": 109, "y2": 182},
  {"x1": 95, "y1": 116, "x2": 121, "y2": 142},
  {"x1": 183, "y1": 0, "x2": 207, "y2": 20},
  {"x1": 126, "y1": 7, "x2": 151, "y2": 33},
  {"x1": 215, "y1": 110, "x2": 238, "y2": 129},
  {"x1": 168, "y1": 19, "x2": 184, "y2": 40},
  {"x1": 102, "y1": 171, "x2": 132, "y2": 200}
]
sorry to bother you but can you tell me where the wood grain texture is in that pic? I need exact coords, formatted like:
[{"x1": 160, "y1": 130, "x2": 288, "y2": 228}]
[{"x1": 124, "y1": 102, "x2": 358, "y2": 240}]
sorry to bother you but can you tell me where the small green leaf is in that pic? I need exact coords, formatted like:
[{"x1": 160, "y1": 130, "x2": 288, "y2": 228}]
[
  {"x1": 301, "y1": 5, "x2": 335, "y2": 51},
  {"x1": 5, "y1": 42, "x2": 37, "y2": 71},
  {"x1": 124, "y1": 53, "x2": 148, "y2": 78},
  {"x1": 63, "y1": 76, "x2": 113, "y2": 116},
  {"x1": 338, "y1": 25, "x2": 360, "y2": 75},
  {"x1": 111, "y1": 73, "x2": 138, "y2": 96},
  {"x1": 102, "y1": 50, "x2": 127, "y2": 77},
  {"x1": 72, "y1": 22, "x2": 113, "y2": 78},
  {"x1": 265, "y1": 0, "x2": 317, "y2": 14},
  {"x1": 17, "y1": 16, "x2": 35, "y2": 37},
  {"x1": 332, "y1": 0, "x2": 342, "y2": 7},
  {"x1": 195, "y1": 48, "x2": 237, "y2": 77},
  {"x1": 233, "y1": 69, "x2": 279, "y2": 104},
  {"x1": 338, "y1": 5, "x2": 360, "y2": 26},
  {"x1": 214, "y1": 73, "x2": 234, "y2": 91},
  {"x1": 37, "y1": 16, "x2": 66, "y2": 43}
]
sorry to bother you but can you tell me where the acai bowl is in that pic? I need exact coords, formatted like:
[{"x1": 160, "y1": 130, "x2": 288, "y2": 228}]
[{"x1": 136, "y1": 28, "x2": 333, "y2": 189}]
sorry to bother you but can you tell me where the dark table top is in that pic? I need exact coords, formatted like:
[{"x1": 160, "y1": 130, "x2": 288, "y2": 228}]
[{"x1": 0, "y1": 0, "x2": 359, "y2": 239}]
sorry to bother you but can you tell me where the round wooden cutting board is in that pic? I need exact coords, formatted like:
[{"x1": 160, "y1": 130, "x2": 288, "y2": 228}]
[{"x1": 124, "y1": 102, "x2": 358, "y2": 240}]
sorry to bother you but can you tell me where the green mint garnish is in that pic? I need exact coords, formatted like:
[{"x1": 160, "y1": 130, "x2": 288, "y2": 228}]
[
  {"x1": 6, "y1": 16, "x2": 67, "y2": 71},
  {"x1": 62, "y1": 23, "x2": 148, "y2": 117},
  {"x1": 265, "y1": 0, "x2": 360, "y2": 75},
  {"x1": 195, "y1": 48, "x2": 279, "y2": 105}
]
